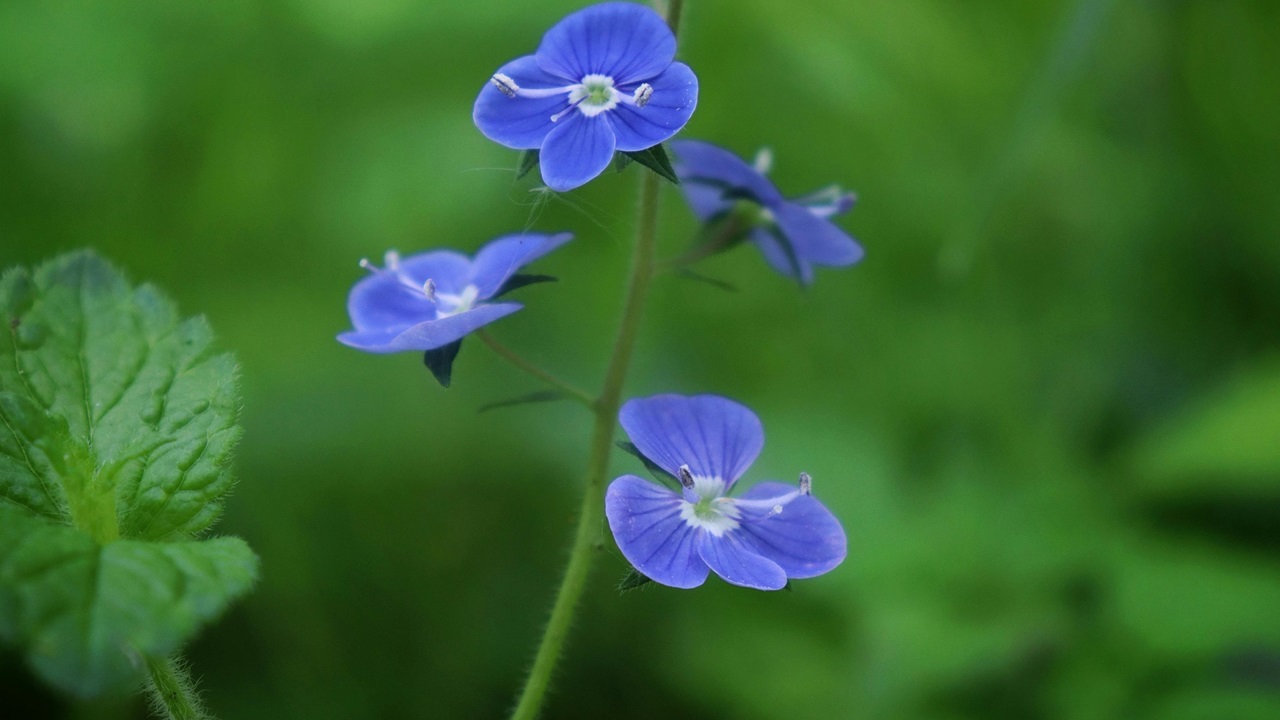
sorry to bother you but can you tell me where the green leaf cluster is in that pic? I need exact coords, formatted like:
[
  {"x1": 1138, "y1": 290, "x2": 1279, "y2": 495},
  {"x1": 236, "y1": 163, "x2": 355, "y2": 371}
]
[{"x1": 0, "y1": 251, "x2": 258, "y2": 697}]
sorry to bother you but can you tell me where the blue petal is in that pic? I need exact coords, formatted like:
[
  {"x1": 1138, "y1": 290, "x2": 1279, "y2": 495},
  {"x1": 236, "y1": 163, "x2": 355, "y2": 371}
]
[
  {"x1": 536, "y1": 3, "x2": 676, "y2": 85},
  {"x1": 696, "y1": 530, "x2": 788, "y2": 590},
  {"x1": 345, "y1": 273, "x2": 436, "y2": 335},
  {"x1": 609, "y1": 62, "x2": 698, "y2": 152},
  {"x1": 606, "y1": 475, "x2": 709, "y2": 589},
  {"x1": 538, "y1": 113, "x2": 617, "y2": 191},
  {"x1": 619, "y1": 394, "x2": 763, "y2": 488},
  {"x1": 474, "y1": 55, "x2": 572, "y2": 150},
  {"x1": 468, "y1": 232, "x2": 573, "y2": 299},
  {"x1": 735, "y1": 482, "x2": 847, "y2": 579},
  {"x1": 337, "y1": 303, "x2": 521, "y2": 353},
  {"x1": 773, "y1": 201, "x2": 865, "y2": 266},
  {"x1": 392, "y1": 250, "x2": 472, "y2": 294},
  {"x1": 749, "y1": 228, "x2": 815, "y2": 285},
  {"x1": 671, "y1": 140, "x2": 784, "y2": 207}
]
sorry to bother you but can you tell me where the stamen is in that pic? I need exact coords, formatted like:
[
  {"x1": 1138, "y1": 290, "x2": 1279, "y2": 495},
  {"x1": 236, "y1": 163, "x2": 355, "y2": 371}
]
[
  {"x1": 422, "y1": 278, "x2": 437, "y2": 303},
  {"x1": 632, "y1": 83, "x2": 653, "y2": 107},
  {"x1": 358, "y1": 258, "x2": 377, "y2": 272},
  {"x1": 491, "y1": 73, "x2": 519, "y2": 98},
  {"x1": 798, "y1": 472, "x2": 812, "y2": 496},
  {"x1": 677, "y1": 464, "x2": 695, "y2": 490},
  {"x1": 384, "y1": 250, "x2": 401, "y2": 270},
  {"x1": 550, "y1": 97, "x2": 586, "y2": 123},
  {"x1": 753, "y1": 148, "x2": 774, "y2": 175}
]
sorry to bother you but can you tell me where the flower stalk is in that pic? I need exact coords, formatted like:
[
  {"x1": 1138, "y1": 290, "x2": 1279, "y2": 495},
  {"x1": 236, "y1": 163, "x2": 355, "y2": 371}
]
[
  {"x1": 476, "y1": 329, "x2": 594, "y2": 407},
  {"x1": 145, "y1": 655, "x2": 211, "y2": 720}
]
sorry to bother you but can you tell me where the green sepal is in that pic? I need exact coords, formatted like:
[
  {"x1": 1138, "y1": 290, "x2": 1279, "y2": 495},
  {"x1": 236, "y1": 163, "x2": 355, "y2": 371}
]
[
  {"x1": 617, "y1": 566, "x2": 655, "y2": 593},
  {"x1": 478, "y1": 390, "x2": 568, "y2": 414},
  {"x1": 622, "y1": 144, "x2": 679, "y2": 184},
  {"x1": 615, "y1": 441, "x2": 682, "y2": 491},
  {"x1": 516, "y1": 149, "x2": 540, "y2": 180},
  {"x1": 423, "y1": 340, "x2": 462, "y2": 388},
  {"x1": 493, "y1": 274, "x2": 557, "y2": 299},
  {"x1": 613, "y1": 152, "x2": 634, "y2": 173}
]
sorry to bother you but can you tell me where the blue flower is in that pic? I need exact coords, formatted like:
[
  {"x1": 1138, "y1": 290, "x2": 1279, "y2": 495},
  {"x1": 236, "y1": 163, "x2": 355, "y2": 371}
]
[
  {"x1": 337, "y1": 232, "x2": 571, "y2": 354},
  {"x1": 606, "y1": 394, "x2": 846, "y2": 590},
  {"x1": 474, "y1": 2, "x2": 698, "y2": 192},
  {"x1": 671, "y1": 140, "x2": 865, "y2": 284}
]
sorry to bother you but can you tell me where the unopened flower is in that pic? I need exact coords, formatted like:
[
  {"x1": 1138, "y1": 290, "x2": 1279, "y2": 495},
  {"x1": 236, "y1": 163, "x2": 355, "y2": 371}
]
[
  {"x1": 671, "y1": 140, "x2": 864, "y2": 284},
  {"x1": 337, "y1": 232, "x2": 571, "y2": 354},
  {"x1": 606, "y1": 394, "x2": 846, "y2": 590},
  {"x1": 474, "y1": 3, "x2": 698, "y2": 192}
]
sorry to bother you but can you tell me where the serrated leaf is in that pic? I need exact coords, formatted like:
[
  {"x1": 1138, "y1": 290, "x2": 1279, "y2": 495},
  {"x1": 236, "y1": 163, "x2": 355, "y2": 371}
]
[
  {"x1": 423, "y1": 340, "x2": 462, "y2": 388},
  {"x1": 516, "y1": 149, "x2": 539, "y2": 180},
  {"x1": 0, "y1": 251, "x2": 257, "y2": 697},
  {"x1": 623, "y1": 145, "x2": 679, "y2": 184},
  {"x1": 1, "y1": 252, "x2": 242, "y2": 542},
  {"x1": 615, "y1": 441, "x2": 682, "y2": 490},
  {"x1": 0, "y1": 506, "x2": 257, "y2": 697},
  {"x1": 493, "y1": 274, "x2": 557, "y2": 299},
  {"x1": 478, "y1": 390, "x2": 568, "y2": 414}
]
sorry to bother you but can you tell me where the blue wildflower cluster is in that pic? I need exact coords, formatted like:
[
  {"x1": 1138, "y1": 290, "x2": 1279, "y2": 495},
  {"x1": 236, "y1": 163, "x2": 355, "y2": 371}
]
[{"x1": 340, "y1": 1, "x2": 864, "y2": 596}]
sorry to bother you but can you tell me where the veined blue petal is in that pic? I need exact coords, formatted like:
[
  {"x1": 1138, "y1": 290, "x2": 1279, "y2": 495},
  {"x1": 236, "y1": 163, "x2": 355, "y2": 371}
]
[
  {"x1": 749, "y1": 228, "x2": 815, "y2": 285},
  {"x1": 619, "y1": 394, "x2": 763, "y2": 489},
  {"x1": 606, "y1": 475, "x2": 709, "y2": 589},
  {"x1": 609, "y1": 62, "x2": 698, "y2": 152},
  {"x1": 773, "y1": 201, "x2": 865, "y2": 266},
  {"x1": 474, "y1": 55, "x2": 572, "y2": 150},
  {"x1": 345, "y1": 274, "x2": 436, "y2": 335},
  {"x1": 337, "y1": 303, "x2": 521, "y2": 353},
  {"x1": 735, "y1": 482, "x2": 846, "y2": 579},
  {"x1": 469, "y1": 232, "x2": 573, "y2": 299},
  {"x1": 671, "y1": 139, "x2": 784, "y2": 207},
  {"x1": 696, "y1": 530, "x2": 788, "y2": 590},
  {"x1": 394, "y1": 250, "x2": 472, "y2": 294},
  {"x1": 536, "y1": 3, "x2": 676, "y2": 85},
  {"x1": 539, "y1": 113, "x2": 617, "y2": 191}
]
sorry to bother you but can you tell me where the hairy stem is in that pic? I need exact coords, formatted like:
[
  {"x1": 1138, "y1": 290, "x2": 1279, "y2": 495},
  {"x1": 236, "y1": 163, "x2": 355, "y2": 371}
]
[
  {"x1": 508, "y1": 166, "x2": 664, "y2": 720},
  {"x1": 476, "y1": 329, "x2": 594, "y2": 407},
  {"x1": 145, "y1": 656, "x2": 210, "y2": 720}
]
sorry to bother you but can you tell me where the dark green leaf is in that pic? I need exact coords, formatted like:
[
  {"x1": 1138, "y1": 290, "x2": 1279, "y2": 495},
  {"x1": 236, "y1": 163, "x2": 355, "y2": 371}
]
[
  {"x1": 623, "y1": 145, "x2": 679, "y2": 184},
  {"x1": 613, "y1": 152, "x2": 634, "y2": 173},
  {"x1": 423, "y1": 341, "x2": 462, "y2": 388},
  {"x1": 478, "y1": 390, "x2": 568, "y2": 413},
  {"x1": 493, "y1": 274, "x2": 557, "y2": 299},
  {"x1": 675, "y1": 269, "x2": 738, "y2": 292},
  {"x1": 516, "y1": 149, "x2": 539, "y2": 180}
]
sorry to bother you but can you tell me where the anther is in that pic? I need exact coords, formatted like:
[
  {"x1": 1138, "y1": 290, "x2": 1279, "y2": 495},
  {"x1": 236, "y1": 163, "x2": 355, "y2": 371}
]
[
  {"x1": 632, "y1": 83, "x2": 653, "y2": 107},
  {"x1": 753, "y1": 147, "x2": 774, "y2": 175},
  {"x1": 384, "y1": 250, "x2": 401, "y2": 270},
  {"x1": 422, "y1": 278, "x2": 437, "y2": 303},
  {"x1": 798, "y1": 472, "x2": 812, "y2": 496},
  {"x1": 678, "y1": 464, "x2": 695, "y2": 490},
  {"x1": 491, "y1": 73, "x2": 519, "y2": 98}
]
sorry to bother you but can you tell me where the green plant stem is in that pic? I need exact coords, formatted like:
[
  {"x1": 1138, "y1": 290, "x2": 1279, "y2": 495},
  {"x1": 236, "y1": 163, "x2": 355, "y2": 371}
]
[
  {"x1": 476, "y1": 329, "x2": 594, "y2": 407},
  {"x1": 145, "y1": 655, "x2": 209, "y2": 720},
  {"x1": 508, "y1": 174, "x2": 664, "y2": 720}
]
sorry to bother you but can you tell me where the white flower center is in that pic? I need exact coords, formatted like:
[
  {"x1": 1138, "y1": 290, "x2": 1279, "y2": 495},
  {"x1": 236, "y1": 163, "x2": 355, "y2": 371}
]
[
  {"x1": 434, "y1": 284, "x2": 480, "y2": 317},
  {"x1": 677, "y1": 475, "x2": 741, "y2": 537},
  {"x1": 568, "y1": 74, "x2": 619, "y2": 117}
]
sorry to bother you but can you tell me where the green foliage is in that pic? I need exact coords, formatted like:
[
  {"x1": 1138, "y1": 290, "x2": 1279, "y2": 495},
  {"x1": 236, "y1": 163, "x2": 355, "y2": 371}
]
[
  {"x1": 0, "y1": 252, "x2": 257, "y2": 698},
  {"x1": 621, "y1": 145, "x2": 680, "y2": 184}
]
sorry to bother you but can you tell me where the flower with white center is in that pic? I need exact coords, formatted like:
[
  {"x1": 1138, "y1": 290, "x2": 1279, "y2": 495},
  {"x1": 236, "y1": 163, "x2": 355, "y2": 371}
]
[
  {"x1": 671, "y1": 139, "x2": 865, "y2": 285},
  {"x1": 606, "y1": 394, "x2": 847, "y2": 590},
  {"x1": 337, "y1": 232, "x2": 572, "y2": 354},
  {"x1": 473, "y1": 2, "x2": 699, "y2": 192}
]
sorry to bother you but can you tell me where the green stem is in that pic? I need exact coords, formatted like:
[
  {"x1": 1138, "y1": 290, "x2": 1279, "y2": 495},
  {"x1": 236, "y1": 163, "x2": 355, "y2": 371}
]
[
  {"x1": 145, "y1": 656, "x2": 210, "y2": 720},
  {"x1": 476, "y1": 329, "x2": 594, "y2": 407},
  {"x1": 508, "y1": 171, "x2": 664, "y2": 720}
]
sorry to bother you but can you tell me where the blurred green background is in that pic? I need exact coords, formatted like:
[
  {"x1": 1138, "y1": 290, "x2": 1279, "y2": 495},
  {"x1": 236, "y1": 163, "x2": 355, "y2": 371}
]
[{"x1": 3, "y1": 0, "x2": 1279, "y2": 717}]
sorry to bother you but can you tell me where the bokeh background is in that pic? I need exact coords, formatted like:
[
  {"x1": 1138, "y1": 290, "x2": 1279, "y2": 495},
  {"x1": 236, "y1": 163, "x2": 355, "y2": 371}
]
[{"x1": 3, "y1": 0, "x2": 1279, "y2": 718}]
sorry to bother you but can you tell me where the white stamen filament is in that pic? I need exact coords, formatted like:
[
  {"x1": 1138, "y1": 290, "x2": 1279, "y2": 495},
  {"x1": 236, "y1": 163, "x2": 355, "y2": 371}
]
[
  {"x1": 358, "y1": 257, "x2": 375, "y2": 271},
  {"x1": 550, "y1": 98, "x2": 586, "y2": 123}
]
